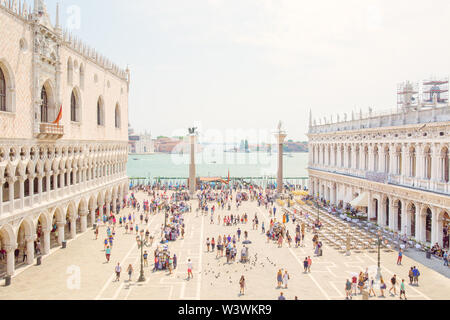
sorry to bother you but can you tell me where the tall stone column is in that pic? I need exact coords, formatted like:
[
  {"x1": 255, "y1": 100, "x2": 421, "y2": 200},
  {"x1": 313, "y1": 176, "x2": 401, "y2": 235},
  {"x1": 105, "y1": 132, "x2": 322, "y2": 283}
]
[
  {"x1": 389, "y1": 200, "x2": 397, "y2": 231},
  {"x1": 57, "y1": 222, "x2": 65, "y2": 245},
  {"x1": 275, "y1": 130, "x2": 287, "y2": 195},
  {"x1": 80, "y1": 210, "x2": 88, "y2": 233},
  {"x1": 90, "y1": 209, "x2": 96, "y2": 227},
  {"x1": 399, "y1": 200, "x2": 407, "y2": 235},
  {"x1": 5, "y1": 245, "x2": 15, "y2": 276},
  {"x1": 70, "y1": 218, "x2": 77, "y2": 239},
  {"x1": 188, "y1": 134, "x2": 196, "y2": 196},
  {"x1": 25, "y1": 236, "x2": 35, "y2": 265},
  {"x1": 43, "y1": 229, "x2": 51, "y2": 255},
  {"x1": 367, "y1": 192, "x2": 374, "y2": 220}
]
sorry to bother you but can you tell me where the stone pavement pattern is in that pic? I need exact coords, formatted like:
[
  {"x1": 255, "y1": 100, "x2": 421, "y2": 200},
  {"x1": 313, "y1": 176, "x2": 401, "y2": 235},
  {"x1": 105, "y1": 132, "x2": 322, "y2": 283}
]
[{"x1": 0, "y1": 191, "x2": 449, "y2": 300}]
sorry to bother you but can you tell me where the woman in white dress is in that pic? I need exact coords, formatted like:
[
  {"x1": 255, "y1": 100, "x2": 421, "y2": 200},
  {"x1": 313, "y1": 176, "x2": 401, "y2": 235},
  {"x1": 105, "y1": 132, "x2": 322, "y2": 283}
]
[{"x1": 283, "y1": 271, "x2": 290, "y2": 289}]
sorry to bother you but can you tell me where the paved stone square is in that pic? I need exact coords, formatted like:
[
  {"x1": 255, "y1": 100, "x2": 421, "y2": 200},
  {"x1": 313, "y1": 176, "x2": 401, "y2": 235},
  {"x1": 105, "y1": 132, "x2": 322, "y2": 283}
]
[{"x1": 0, "y1": 191, "x2": 449, "y2": 300}]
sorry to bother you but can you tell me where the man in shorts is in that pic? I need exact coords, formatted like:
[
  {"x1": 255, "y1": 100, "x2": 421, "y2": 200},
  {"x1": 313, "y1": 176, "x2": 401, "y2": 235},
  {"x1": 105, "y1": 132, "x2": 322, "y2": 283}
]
[
  {"x1": 345, "y1": 279, "x2": 352, "y2": 300},
  {"x1": 115, "y1": 263, "x2": 121, "y2": 282},
  {"x1": 399, "y1": 279, "x2": 407, "y2": 300},
  {"x1": 389, "y1": 274, "x2": 397, "y2": 295},
  {"x1": 187, "y1": 259, "x2": 193, "y2": 280}
]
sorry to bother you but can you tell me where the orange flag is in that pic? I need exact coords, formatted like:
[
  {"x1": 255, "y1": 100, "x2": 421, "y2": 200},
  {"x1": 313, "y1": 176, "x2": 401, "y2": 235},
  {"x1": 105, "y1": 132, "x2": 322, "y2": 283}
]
[{"x1": 53, "y1": 104, "x2": 62, "y2": 126}]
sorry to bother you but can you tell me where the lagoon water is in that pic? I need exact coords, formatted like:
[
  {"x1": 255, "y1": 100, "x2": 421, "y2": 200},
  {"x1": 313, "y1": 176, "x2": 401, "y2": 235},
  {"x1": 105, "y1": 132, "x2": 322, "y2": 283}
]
[{"x1": 127, "y1": 152, "x2": 309, "y2": 179}]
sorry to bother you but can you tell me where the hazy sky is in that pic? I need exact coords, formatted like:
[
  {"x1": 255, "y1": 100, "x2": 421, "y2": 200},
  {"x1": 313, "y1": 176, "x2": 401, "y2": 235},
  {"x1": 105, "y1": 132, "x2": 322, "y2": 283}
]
[{"x1": 42, "y1": 0, "x2": 450, "y2": 141}]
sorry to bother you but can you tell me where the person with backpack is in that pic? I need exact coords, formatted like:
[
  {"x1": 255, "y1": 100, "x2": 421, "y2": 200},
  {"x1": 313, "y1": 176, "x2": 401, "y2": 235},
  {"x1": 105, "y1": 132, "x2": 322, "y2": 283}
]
[{"x1": 412, "y1": 266, "x2": 420, "y2": 285}]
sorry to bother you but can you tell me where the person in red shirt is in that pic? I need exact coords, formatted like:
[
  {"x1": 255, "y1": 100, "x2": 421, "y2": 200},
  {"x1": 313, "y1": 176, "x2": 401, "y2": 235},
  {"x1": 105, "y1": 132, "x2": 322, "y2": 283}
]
[{"x1": 351, "y1": 275, "x2": 358, "y2": 296}]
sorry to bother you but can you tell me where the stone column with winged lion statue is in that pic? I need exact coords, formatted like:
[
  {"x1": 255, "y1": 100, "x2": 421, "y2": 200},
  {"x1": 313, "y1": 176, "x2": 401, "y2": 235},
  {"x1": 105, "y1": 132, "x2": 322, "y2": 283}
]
[{"x1": 188, "y1": 127, "x2": 197, "y2": 195}]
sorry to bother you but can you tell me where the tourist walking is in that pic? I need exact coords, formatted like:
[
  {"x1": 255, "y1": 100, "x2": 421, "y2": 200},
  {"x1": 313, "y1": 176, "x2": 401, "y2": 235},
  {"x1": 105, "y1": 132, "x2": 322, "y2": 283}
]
[
  {"x1": 105, "y1": 246, "x2": 111, "y2": 262},
  {"x1": 127, "y1": 264, "x2": 133, "y2": 281},
  {"x1": 389, "y1": 274, "x2": 397, "y2": 296},
  {"x1": 277, "y1": 270, "x2": 283, "y2": 288},
  {"x1": 412, "y1": 266, "x2": 420, "y2": 285},
  {"x1": 187, "y1": 259, "x2": 193, "y2": 280},
  {"x1": 143, "y1": 251, "x2": 148, "y2": 267},
  {"x1": 345, "y1": 279, "x2": 352, "y2": 300},
  {"x1": 368, "y1": 277, "x2": 376, "y2": 297},
  {"x1": 303, "y1": 257, "x2": 308, "y2": 273},
  {"x1": 115, "y1": 263, "x2": 121, "y2": 281},
  {"x1": 397, "y1": 249, "x2": 403, "y2": 265},
  {"x1": 283, "y1": 270, "x2": 290, "y2": 289},
  {"x1": 239, "y1": 275, "x2": 246, "y2": 295},
  {"x1": 379, "y1": 277, "x2": 386, "y2": 297},
  {"x1": 278, "y1": 292, "x2": 286, "y2": 300},
  {"x1": 408, "y1": 267, "x2": 414, "y2": 284},
  {"x1": 399, "y1": 279, "x2": 407, "y2": 300}
]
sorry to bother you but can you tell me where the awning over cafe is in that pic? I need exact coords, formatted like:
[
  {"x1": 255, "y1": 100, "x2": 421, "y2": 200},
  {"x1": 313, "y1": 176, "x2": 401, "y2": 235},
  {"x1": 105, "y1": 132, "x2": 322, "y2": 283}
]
[{"x1": 350, "y1": 192, "x2": 369, "y2": 208}]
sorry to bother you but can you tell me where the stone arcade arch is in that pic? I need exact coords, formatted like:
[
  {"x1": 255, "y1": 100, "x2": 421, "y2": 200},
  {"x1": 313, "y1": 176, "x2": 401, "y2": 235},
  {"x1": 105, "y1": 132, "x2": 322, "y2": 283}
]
[
  {"x1": 36, "y1": 211, "x2": 52, "y2": 254},
  {"x1": 88, "y1": 194, "x2": 97, "y2": 227},
  {"x1": 77, "y1": 197, "x2": 88, "y2": 233},
  {"x1": 16, "y1": 218, "x2": 35, "y2": 267},
  {"x1": 51, "y1": 207, "x2": 65, "y2": 246},
  {"x1": 65, "y1": 202, "x2": 77, "y2": 240},
  {"x1": 0, "y1": 223, "x2": 16, "y2": 276}
]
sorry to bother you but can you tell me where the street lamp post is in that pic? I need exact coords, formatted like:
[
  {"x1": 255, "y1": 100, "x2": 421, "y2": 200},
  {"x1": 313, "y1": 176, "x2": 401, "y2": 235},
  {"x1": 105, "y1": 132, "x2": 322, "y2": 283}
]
[
  {"x1": 376, "y1": 231, "x2": 382, "y2": 281},
  {"x1": 136, "y1": 230, "x2": 150, "y2": 282}
]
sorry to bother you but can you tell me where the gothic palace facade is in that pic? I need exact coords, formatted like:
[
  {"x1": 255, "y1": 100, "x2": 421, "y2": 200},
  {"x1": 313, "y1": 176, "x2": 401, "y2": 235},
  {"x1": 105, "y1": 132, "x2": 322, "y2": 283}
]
[
  {"x1": 0, "y1": 1, "x2": 130, "y2": 276},
  {"x1": 308, "y1": 105, "x2": 450, "y2": 248}
]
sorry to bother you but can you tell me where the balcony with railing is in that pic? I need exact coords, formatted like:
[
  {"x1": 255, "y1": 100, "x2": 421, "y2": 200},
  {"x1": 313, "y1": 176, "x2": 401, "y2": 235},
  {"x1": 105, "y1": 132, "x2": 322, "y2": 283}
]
[
  {"x1": 309, "y1": 165, "x2": 450, "y2": 195},
  {"x1": 38, "y1": 123, "x2": 64, "y2": 140},
  {"x1": 309, "y1": 105, "x2": 450, "y2": 134}
]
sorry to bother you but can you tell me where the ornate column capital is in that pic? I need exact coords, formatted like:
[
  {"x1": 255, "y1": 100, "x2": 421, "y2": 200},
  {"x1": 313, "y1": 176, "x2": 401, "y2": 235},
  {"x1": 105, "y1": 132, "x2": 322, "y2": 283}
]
[
  {"x1": 25, "y1": 235, "x2": 36, "y2": 242},
  {"x1": 3, "y1": 244, "x2": 16, "y2": 253},
  {"x1": 79, "y1": 210, "x2": 88, "y2": 217},
  {"x1": 7, "y1": 177, "x2": 17, "y2": 184}
]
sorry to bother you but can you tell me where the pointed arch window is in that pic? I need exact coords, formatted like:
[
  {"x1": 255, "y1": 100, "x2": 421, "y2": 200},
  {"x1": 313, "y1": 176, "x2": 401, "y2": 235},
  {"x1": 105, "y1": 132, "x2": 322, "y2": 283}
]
[
  {"x1": 115, "y1": 103, "x2": 120, "y2": 129},
  {"x1": 71, "y1": 91, "x2": 77, "y2": 122},
  {"x1": 41, "y1": 86, "x2": 48, "y2": 123},
  {"x1": 97, "y1": 98, "x2": 104, "y2": 126},
  {"x1": 0, "y1": 67, "x2": 5, "y2": 112}
]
